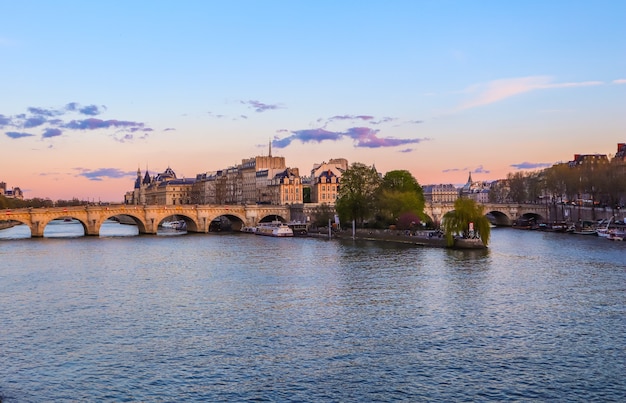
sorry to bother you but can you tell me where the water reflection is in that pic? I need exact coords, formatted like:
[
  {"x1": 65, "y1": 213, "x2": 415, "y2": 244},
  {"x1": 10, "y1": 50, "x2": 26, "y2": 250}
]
[
  {"x1": 0, "y1": 229, "x2": 624, "y2": 401},
  {"x1": 0, "y1": 219, "x2": 142, "y2": 239}
]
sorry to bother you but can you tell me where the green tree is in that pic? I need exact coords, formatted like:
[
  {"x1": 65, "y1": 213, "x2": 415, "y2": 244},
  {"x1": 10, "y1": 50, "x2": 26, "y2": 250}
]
[
  {"x1": 309, "y1": 203, "x2": 335, "y2": 228},
  {"x1": 507, "y1": 172, "x2": 527, "y2": 203},
  {"x1": 376, "y1": 170, "x2": 426, "y2": 226},
  {"x1": 335, "y1": 162, "x2": 381, "y2": 227},
  {"x1": 377, "y1": 189, "x2": 425, "y2": 225},
  {"x1": 380, "y1": 170, "x2": 421, "y2": 193},
  {"x1": 442, "y1": 198, "x2": 491, "y2": 247}
]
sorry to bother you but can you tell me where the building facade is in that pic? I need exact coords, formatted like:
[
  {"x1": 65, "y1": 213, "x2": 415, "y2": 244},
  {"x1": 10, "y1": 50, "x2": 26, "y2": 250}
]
[
  {"x1": 422, "y1": 184, "x2": 459, "y2": 204},
  {"x1": 309, "y1": 158, "x2": 348, "y2": 205},
  {"x1": 129, "y1": 146, "x2": 310, "y2": 206},
  {"x1": 0, "y1": 181, "x2": 24, "y2": 200},
  {"x1": 125, "y1": 167, "x2": 196, "y2": 205}
]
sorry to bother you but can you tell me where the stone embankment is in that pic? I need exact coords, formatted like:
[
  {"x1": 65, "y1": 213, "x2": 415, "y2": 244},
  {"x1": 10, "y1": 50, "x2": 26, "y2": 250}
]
[{"x1": 308, "y1": 228, "x2": 448, "y2": 248}]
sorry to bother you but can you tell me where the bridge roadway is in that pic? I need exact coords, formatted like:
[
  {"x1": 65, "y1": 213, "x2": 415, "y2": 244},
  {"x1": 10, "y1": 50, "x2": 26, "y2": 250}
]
[{"x1": 2, "y1": 204, "x2": 291, "y2": 237}]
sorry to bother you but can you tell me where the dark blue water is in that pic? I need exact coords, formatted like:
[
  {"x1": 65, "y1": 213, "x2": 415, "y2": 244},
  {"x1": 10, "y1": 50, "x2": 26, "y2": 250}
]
[{"x1": 1, "y1": 225, "x2": 625, "y2": 402}]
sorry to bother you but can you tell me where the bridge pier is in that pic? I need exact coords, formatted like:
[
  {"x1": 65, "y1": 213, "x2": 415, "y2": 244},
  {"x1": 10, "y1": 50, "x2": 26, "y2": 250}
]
[{"x1": 31, "y1": 221, "x2": 44, "y2": 238}]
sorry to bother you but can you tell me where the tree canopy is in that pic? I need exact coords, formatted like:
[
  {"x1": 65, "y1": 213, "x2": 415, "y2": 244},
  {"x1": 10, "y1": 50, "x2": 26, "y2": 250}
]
[
  {"x1": 376, "y1": 170, "x2": 426, "y2": 228},
  {"x1": 442, "y1": 197, "x2": 491, "y2": 247},
  {"x1": 335, "y1": 162, "x2": 382, "y2": 226}
]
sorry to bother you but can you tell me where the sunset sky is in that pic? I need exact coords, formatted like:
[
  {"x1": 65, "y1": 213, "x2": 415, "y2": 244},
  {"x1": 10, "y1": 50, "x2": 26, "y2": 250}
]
[{"x1": 1, "y1": 1, "x2": 625, "y2": 202}]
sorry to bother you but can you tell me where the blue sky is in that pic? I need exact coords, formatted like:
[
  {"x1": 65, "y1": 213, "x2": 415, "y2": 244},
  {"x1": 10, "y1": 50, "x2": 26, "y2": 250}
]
[{"x1": 1, "y1": 1, "x2": 625, "y2": 201}]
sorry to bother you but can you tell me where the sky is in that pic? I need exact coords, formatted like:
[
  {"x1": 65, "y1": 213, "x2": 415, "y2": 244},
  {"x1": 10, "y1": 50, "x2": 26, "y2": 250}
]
[{"x1": 1, "y1": 0, "x2": 625, "y2": 202}]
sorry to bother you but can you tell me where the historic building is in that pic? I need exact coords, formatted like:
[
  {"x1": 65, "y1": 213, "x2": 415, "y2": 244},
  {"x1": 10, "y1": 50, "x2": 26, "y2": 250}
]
[
  {"x1": 568, "y1": 153, "x2": 609, "y2": 168},
  {"x1": 269, "y1": 168, "x2": 303, "y2": 205},
  {"x1": 125, "y1": 167, "x2": 196, "y2": 205},
  {"x1": 0, "y1": 181, "x2": 24, "y2": 200},
  {"x1": 612, "y1": 143, "x2": 626, "y2": 163},
  {"x1": 422, "y1": 183, "x2": 459, "y2": 204},
  {"x1": 240, "y1": 143, "x2": 287, "y2": 204},
  {"x1": 309, "y1": 158, "x2": 348, "y2": 205},
  {"x1": 458, "y1": 172, "x2": 492, "y2": 203},
  {"x1": 132, "y1": 144, "x2": 307, "y2": 206}
]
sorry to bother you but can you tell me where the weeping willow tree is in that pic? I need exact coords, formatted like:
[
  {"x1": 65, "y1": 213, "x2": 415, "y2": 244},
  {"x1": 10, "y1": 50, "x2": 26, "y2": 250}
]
[{"x1": 442, "y1": 198, "x2": 491, "y2": 247}]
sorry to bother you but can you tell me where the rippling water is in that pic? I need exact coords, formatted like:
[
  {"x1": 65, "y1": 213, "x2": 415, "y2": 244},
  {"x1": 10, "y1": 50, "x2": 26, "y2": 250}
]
[{"x1": 1, "y1": 224, "x2": 624, "y2": 402}]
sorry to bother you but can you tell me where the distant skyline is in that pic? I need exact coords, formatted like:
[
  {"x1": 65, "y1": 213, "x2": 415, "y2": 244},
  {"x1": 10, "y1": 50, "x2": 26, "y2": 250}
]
[{"x1": 1, "y1": 1, "x2": 625, "y2": 201}]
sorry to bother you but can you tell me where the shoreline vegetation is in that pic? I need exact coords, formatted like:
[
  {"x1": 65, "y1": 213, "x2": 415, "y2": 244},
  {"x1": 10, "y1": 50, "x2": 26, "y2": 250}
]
[{"x1": 308, "y1": 228, "x2": 486, "y2": 249}]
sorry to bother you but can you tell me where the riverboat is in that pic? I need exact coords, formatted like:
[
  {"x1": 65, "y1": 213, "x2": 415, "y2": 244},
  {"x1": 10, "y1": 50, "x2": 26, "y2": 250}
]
[
  {"x1": 255, "y1": 221, "x2": 294, "y2": 237},
  {"x1": 286, "y1": 221, "x2": 308, "y2": 236},
  {"x1": 544, "y1": 221, "x2": 569, "y2": 232},
  {"x1": 241, "y1": 226, "x2": 257, "y2": 234},
  {"x1": 161, "y1": 220, "x2": 186, "y2": 230},
  {"x1": 607, "y1": 231, "x2": 624, "y2": 241},
  {"x1": 566, "y1": 221, "x2": 597, "y2": 236}
]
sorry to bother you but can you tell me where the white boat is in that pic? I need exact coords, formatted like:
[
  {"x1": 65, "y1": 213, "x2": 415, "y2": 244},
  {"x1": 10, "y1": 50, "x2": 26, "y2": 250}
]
[
  {"x1": 161, "y1": 220, "x2": 186, "y2": 230},
  {"x1": 596, "y1": 217, "x2": 613, "y2": 238},
  {"x1": 255, "y1": 221, "x2": 293, "y2": 237},
  {"x1": 241, "y1": 226, "x2": 257, "y2": 234},
  {"x1": 607, "y1": 229, "x2": 626, "y2": 241}
]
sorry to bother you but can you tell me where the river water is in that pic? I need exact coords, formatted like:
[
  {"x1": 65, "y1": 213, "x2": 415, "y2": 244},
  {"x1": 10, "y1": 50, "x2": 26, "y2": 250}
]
[{"x1": 0, "y1": 222, "x2": 625, "y2": 402}]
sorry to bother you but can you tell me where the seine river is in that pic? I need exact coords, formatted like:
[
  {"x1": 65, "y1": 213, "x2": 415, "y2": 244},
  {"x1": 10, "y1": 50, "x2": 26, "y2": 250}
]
[{"x1": 1, "y1": 221, "x2": 624, "y2": 402}]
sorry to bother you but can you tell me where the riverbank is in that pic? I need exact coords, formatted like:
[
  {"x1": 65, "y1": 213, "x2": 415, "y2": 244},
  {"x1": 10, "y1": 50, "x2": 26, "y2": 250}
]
[
  {"x1": 308, "y1": 228, "x2": 487, "y2": 249},
  {"x1": 309, "y1": 228, "x2": 447, "y2": 248}
]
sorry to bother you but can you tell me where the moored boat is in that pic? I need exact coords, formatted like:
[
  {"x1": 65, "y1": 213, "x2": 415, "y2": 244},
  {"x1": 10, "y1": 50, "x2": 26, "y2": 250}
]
[
  {"x1": 286, "y1": 221, "x2": 308, "y2": 236},
  {"x1": 255, "y1": 221, "x2": 294, "y2": 237},
  {"x1": 241, "y1": 226, "x2": 257, "y2": 234},
  {"x1": 607, "y1": 228, "x2": 626, "y2": 241},
  {"x1": 567, "y1": 221, "x2": 597, "y2": 235},
  {"x1": 161, "y1": 220, "x2": 186, "y2": 230}
]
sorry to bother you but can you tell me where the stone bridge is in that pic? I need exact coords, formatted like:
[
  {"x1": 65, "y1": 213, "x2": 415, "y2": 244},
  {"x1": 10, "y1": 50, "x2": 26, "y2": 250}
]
[
  {"x1": 2, "y1": 204, "x2": 291, "y2": 237},
  {"x1": 424, "y1": 202, "x2": 616, "y2": 226}
]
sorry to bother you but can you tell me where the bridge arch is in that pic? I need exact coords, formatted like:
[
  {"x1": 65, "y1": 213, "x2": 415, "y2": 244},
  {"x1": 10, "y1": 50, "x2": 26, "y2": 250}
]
[
  {"x1": 258, "y1": 214, "x2": 289, "y2": 223},
  {"x1": 99, "y1": 213, "x2": 147, "y2": 235},
  {"x1": 485, "y1": 210, "x2": 512, "y2": 226},
  {"x1": 3, "y1": 204, "x2": 292, "y2": 237},
  {"x1": 206, "y1": 214, "x2": 246, "y2": 232}
]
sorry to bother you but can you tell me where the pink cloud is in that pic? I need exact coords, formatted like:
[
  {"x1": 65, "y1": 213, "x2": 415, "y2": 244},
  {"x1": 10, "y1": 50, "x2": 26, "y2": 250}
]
[{"x1": 458, "y1": 76, "x2": 604, "y2": 110}]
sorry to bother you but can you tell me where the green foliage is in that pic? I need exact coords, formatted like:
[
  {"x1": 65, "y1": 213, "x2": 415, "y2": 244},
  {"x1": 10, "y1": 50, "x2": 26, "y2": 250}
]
[
  {"x1": 335, "y1": 162, "x2": 381, "y2": 226},
  {"x1": 375, "y1": 170, "x2": 426, "y2": 227},
  {"x1": 310, "y1": 203, "x2": 335, "y2": 228},
  {"x1": 442, "y1": 198, "x2": 491, "y2": 247},
  {"x1": 381, "y1": 170, "x2": 422, "y2": 193},
  {"x1": 507, "y1": 172, "x2": 527, "y2": 203}
]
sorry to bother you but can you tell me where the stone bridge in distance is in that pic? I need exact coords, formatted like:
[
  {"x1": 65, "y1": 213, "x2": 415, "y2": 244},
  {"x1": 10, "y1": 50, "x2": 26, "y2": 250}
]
[
  {"x1": 3, "y1": 203, "x2": 550, "y2": 238},
  {"x1": 3, "y1": 204, "x2": 292, "y2": 237}
]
